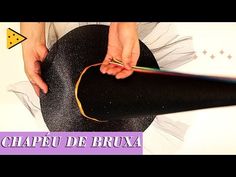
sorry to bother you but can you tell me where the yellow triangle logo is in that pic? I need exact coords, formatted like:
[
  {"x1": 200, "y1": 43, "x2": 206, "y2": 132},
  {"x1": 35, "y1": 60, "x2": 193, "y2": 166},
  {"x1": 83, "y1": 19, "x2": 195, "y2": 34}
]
[{"x1": 7, "y1": 28, "x2": 27, "y2": 49}]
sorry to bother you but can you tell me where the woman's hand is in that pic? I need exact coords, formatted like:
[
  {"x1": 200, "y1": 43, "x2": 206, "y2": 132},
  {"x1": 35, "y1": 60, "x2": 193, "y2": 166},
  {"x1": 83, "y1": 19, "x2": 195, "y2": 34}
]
[
  {"x1": 21, "y1": 22, "x2": 48, "y2": 96},
  {"x1": 100, "y1": 22, "x2": 140, "y2": 79}
]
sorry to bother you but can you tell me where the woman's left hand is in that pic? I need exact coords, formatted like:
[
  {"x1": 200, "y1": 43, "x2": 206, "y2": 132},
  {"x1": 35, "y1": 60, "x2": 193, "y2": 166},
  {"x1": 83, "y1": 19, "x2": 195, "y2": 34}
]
[{"x1": 100, "y1": 22, "x2": 140, "y2": 79}]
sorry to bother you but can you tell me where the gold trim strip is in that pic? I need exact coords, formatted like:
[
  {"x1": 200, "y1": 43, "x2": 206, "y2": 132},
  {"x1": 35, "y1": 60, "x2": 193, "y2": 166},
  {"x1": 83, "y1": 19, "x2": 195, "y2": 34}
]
[
  {"x1": 75, "y1": 58, "x2": 160, "y2": 122},
  {"x1": 75, "y1": 63, "x2": 108, "y2": 122}
]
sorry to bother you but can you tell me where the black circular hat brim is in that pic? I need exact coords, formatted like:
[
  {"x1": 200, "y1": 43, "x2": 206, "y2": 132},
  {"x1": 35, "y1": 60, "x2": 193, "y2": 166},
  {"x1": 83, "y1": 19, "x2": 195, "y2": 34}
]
[{"x1": 40, "y1": 25, "x2": 159, "y2": 132}]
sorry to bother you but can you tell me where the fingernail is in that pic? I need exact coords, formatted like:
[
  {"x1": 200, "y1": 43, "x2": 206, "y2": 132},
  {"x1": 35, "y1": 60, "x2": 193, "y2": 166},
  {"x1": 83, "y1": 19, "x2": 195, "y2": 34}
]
[
  {"x1": 116, "y1": 75, "x2": 121, "y2": 79},
  {"x1": 100, "y1": 69, "x2": 105, "y2": 74}
]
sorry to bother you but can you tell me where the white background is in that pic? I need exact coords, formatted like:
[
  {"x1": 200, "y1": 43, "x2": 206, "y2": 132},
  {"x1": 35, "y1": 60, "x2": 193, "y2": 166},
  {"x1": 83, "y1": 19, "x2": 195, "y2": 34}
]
[{"x1": 1, "y1": 22, "x2": 236, "y2": 153}]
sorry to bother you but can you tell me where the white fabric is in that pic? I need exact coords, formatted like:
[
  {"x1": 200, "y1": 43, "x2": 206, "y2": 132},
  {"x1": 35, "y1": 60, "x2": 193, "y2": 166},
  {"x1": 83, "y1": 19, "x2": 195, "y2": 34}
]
[{"x1": 7, "y1": 81, "x2": 49, "y2": 131}]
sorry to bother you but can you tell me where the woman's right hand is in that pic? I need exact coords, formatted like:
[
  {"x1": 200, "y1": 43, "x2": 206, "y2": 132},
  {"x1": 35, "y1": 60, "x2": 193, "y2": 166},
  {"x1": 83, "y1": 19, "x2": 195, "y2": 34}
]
[{"x1": 21, "y1": 22, "x2": 48, "y2": 96}]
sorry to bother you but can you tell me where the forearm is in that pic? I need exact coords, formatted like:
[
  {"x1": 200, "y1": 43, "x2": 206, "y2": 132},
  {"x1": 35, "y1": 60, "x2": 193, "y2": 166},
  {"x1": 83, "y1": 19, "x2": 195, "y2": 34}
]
[
  {"x1": 111, "y1": 22, "x2": 138, "y2": 34},
  {"x1": 20, "y1": 22, "x2": 49, "y2": 95},
  {"x1": 20, "y1": 22, "x2": 46, "y2": 45},
  {"x1": 113, "y1": 22, "x2": 137, "y2": 27}
]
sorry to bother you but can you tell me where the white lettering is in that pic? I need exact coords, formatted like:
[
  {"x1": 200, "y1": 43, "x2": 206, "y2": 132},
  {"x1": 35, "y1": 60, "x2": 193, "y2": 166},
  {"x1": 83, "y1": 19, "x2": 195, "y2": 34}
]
[
  {"x1": 21, "y1": 137, "x2": 31, "y2": 147},
  {"x1": 103, "y1": 136, "x2": 113, "y2": 148},
  {"x1": 65, "y1": 136, "x2": 86, "y2": 147},
  {"x1": 51, "y1": 136, "x2": 61, "y2": 148},
  {"x1": 1, "y1": 136, "x2": 11, "y2": 147},
  {"x1": 92, "y1": 136, "x2": 103, "y2": 147},
  {"x1": 123, "y1": 136, "x2": 132, "y2": 147},
  {"x1": 133, "y1": 136, "x2": 141, "y2": 147},
  {"x1": 12, "y1": 136, "x2": 22, "y2": 147}
]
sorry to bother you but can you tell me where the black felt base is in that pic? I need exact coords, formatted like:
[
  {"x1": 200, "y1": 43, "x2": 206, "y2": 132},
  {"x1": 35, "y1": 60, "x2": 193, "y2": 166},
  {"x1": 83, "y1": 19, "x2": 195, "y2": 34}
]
[{"x1": 40, "y1": 25, "x2": 158, "y2": 131}]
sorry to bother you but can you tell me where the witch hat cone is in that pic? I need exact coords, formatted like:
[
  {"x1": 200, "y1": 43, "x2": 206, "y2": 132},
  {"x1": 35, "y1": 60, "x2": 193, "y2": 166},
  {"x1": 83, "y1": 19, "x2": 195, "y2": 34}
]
[{"x1": 77, "y1": 62, "x2": 236, "y2": 121}]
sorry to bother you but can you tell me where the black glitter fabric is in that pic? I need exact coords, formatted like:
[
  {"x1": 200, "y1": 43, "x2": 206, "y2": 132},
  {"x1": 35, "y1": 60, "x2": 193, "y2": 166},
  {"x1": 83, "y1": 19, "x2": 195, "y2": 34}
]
[{"x1": 40, "y1": 25, "x2": 159, "y2": 131}]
